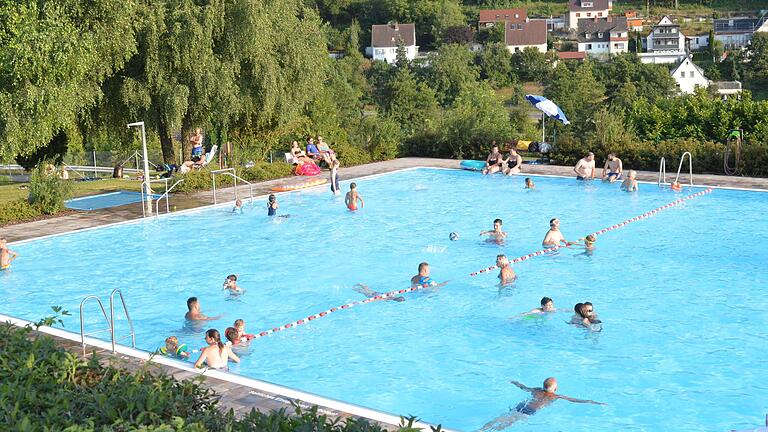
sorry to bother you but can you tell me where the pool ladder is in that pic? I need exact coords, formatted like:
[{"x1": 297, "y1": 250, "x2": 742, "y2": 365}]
[
  {"x1": 658, "y1": 152, "x2": 694, "y2": 187},
  {"x1": 79, "y1": 289, "x2": 136, "y2": 354},
  {"x1": 211, "y1": 168, "x2": 254, "y2": 205}
]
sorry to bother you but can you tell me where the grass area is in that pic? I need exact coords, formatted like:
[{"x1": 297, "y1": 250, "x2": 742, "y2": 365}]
[{"x1": 0, "y1": 178, "x2": 142, "y2": 205}]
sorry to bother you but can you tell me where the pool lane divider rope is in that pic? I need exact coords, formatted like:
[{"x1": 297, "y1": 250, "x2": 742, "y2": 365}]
[
  {"x1": 251, "y1": 286, "x2": 426, "y2": 340},
  {"x1": 251, "y1": 188, "x2": 713, "y2": 339},
  {"x1": 469, "y1": 188, "x2": 714, "y2": 277}
]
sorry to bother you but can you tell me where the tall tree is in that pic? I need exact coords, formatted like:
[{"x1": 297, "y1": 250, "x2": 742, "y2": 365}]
[
  {"x1": 476, "y1": 42, "x2": 516, "y2": 89},
  {"x1": 0, "y1": 0, "x2": 137, "y2": 162},
  {"x1": 425, "y1": 44, "x2": 479, "y2": 106}
]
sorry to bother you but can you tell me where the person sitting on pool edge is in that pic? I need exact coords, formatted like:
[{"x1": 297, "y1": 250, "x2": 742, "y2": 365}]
[
  {"x1": 602, "y1": 153, "x2": 623, "y2": 182},
  {"x1": 496, "y1": 254, "x2": 516, "y2": 285},
  {"x1": 523, "y1": 297, "x2": 556, "y2": 316},
  {"x1": 502, "y1": 147, "x2": 522, "y2": 175},
  {"x1": 481, "y1": 378, "x2": 605, "y2": 430},
  {"x1": 345, "y1": 182, "x2": 364, "y2": 211},
  {"x1": 194, "y1": 328, "x2": 239, "y2": 369},
  {"x1": 185, "y1": 297, "x2": 222, "y2": 322},
  {"x1": 1, "y1": 237, "x2": 18, "y2": 271},
  {"x1": 480, "y1": 218, "x2": 507, "y2": 243},
  {"x1": 482, "y1": 142, "x2": 503, "y2": 175},
  {"x1": 621, "y1": 170, "x2": 639, "y2": 192},
  {"x1": 410, "y1": 262, "x2": 446, "y2": 288},
  {"x1": 542, "y1": 218, "x2": 570, "y2": 248}
]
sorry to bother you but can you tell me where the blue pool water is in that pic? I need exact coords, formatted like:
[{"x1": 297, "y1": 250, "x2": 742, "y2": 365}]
[
  {"x1": 2, "y1": 168, "x2": 767, "y2": 431},
  {"x1": 66, "y1": 191, "x2": 161, "y2": 210}
]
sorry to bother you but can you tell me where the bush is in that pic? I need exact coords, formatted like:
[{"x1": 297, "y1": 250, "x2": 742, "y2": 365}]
[
  {"x1": 27, "y1": 163, "x2": 74, "y2": 214},
  {"x1": 0, "y1": 322, "x2": 433, "y2": 431},
  {"x1": 0, "y1": 199, "x2": 42, "y2": 225},
  {"x1": 238, "y1": 162, "x2": 293, "y2": 182}
]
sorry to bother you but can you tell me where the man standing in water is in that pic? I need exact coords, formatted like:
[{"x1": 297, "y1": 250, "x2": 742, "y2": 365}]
[
  {"x1": 574, "y1": 152, "x2": 595, "y2": 180},
  {"x1": 410, "y1": 262, "x2": 446, "y2": 288},
  {"x1": 481, "y1": 378, "x2": 605, "y2": 430},
  {"x1": 542, "y1": 218, "x2": 569, "y2": 247}
]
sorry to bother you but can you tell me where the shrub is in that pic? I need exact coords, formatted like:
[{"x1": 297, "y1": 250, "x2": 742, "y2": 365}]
[
  {"x1": 173, "y1": 168, "x2": 233, "y2": 193},
  {"x1": 27, "y1": 163, "x2": 74, "y2": 214},
  {"x1": 0, "y1": 322, "x2": 434, "y2": 431},
  {"x1": 238, "y1": 162, "x2": 293, "y2": 182},
  {"x1": 0, "y1": 198, "x2": 42, "y2": 225}
]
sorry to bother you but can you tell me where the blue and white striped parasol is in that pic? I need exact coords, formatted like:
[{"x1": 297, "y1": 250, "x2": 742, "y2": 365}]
[{"x1": 525, "y1": 94, "x2": 570, "y2": 125}]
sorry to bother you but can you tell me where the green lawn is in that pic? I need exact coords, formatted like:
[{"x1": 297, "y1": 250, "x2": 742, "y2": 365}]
[{"x1": 0, "y1": 178, "x2": 142, "y2": 205}]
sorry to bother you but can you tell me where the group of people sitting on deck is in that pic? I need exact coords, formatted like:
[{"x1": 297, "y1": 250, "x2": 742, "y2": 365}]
[
  {"x1": 290, "y1": 136, "x2": 338, "y2": 174},
  {"x1": 481, "y1": 142, "x2": 523, "y2": 176}
]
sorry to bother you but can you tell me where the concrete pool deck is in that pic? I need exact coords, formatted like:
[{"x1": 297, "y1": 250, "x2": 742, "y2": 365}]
[
  {"x1": 3, "y1": 157, "x2": 768, "y2": 428},
  {"x1": 3, "y1": 157, "x2": 768, "y2": 244}
]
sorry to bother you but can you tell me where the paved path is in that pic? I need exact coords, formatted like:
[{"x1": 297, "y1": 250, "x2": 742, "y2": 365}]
[{"x1": 3, "y1": 157, "x2": 767, "y2": 243}]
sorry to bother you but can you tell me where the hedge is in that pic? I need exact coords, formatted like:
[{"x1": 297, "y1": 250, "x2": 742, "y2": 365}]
[{"x1": 0, "y1": 321, "x2": 433, "y2": 431}]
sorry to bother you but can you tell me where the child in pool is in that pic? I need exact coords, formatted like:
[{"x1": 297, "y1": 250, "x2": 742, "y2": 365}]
[
  {"x1": 159, "y1": 336, "x2": 190, "y2": 358},
  {"x1": 525, "y1": 178, "x2": 535, "y2": 189},
  {"x1": 222, "y1": 274, "x2": 244, "y2": 294},
  {"x1": 232, "y1": 199, "x2": 243, "y2": 213},
  {"x1": 233, "y1": 319, "x2": 256, "y2": 343},
  {"x1": 330, "y1": 159, "x2": 341, "y2": 195},
  {"x1": 345, "y1": 182, "x2": 364, "y2": 211},
  {"x1": 267, "y1": 194, "x2": 278, "y2": 216}
]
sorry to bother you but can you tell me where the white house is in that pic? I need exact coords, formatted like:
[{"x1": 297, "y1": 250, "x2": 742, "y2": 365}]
[
  {"x1": 566, "y1": 0, "x2": 612, "y2": 30},
  {"x1": 576, "y1": 16, "x2": 628, "y2": 59},
  {"x1": 671, "y1": 58, "x2": 709, "y2": 94},
  {"x1": 640, "y1": 16, "x2": 687, "y2": 64},
  {"x1": 687, "y1": 33, "x2": 710, "y2": 51},
  {"x1": 714, "y1": 14, "x2": 768, "y2": 49},
  {"x1": 368, "y1": 23, "x2": 418, "y2": 64}
]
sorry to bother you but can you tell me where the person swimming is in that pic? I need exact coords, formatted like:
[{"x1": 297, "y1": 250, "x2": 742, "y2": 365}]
[
  {"x1": 267, "y1": 194, "x2": 278, "y2": 216},
  {"x1": 524, "y1": 178, "x2": 535, "y2": 189},
  {"x1": 496, "y1": 254, "x2": 516, "y2": 285},
  {"x1": 345, "y1": 182, "x2": 364, "y2": 211},
  {"x1": 222, "y1": 274, "x2": 244, "y2": 294},
  {"x1": 0, "y1": 237, "x2": 18, "y2": 270},
  {"x1": 522, "y1": 297, "x2": 556, "y2": 316},
  {"x1": 621, "y1": 170, "x2": 639, "y2": 192},
  {"x1": 354, "y1": 284, "x2": 405, "y2": 302},
  {"x1": 232, "y1": 199, "x2": 243, "y2": 213},
  {"x1": 569, "y1": 302, "x2": 601, "y2": 328},
  {"x1": 480, "y1": 218, "x2": 507, "y2": 243},
  {"x1": 542, "y1": 218, "x2": 569, "y2": 248},
  {"x1": 194, "y1": 329, "x2": 240, "y2": 369},
  {"x1": 481, "y1": 378, "x2": 605, "y2": 430},
  {"x1": 158, "y1": 336, "x2": 190, "y2": 358},
  {"x1": 410, "y1": 262, "x2": 446, "y2": 288},
  {"x1": 185, "y1": 297, "x2": 222, "y2": 322}
]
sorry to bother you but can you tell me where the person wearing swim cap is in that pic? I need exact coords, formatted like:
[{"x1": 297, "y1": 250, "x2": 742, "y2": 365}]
[
  {"x1": 480, "y1": 218, "x2": 507, "y2": 243},
  {"x1": 410, "y1": 262, "x2": 446, "y2": 288},
  {"x1": 345, "y1": 182, "x2": 364, "y2": 211},
  {"x1": 542, "y1": 218, "x2": 570, "y2": 248},
  {"x1": 481, "y1": 378, "x2": 605, "y2": 430}
]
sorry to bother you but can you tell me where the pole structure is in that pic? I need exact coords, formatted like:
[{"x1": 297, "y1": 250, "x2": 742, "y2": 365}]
[
  {"x1": 542, "y1": 112, "x2": 546, "y2": 143},
  {"x1": 128, "y1": 122, "x2": 152, "y2": 216}
]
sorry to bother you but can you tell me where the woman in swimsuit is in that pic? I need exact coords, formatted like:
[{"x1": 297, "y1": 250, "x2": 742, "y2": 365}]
[
  {"x1": 482, "y1": 143, "x2": 503, "y2": 175},
  {"x1": 194, "y1": 329, "x2": 240, "y2": 369},
  {"x1": 497, "y1": 254, "x2": 517, "y2": 285},
  {"x1": 502, "y1": 148, "x2": 523, "y2": 175}
]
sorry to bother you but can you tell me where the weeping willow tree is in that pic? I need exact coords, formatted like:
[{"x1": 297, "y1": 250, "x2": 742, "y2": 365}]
[{"x1": 0, "y1": 0, "x2": 138, "y2": 162}]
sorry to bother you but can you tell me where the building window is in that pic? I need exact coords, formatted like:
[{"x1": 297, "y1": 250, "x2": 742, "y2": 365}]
[
  {"x1": 375, "y1": 49, "x2": 385, "y2": 56},
  {"x1": 598, "y1": 32, "x2": 603, "y2": 38},
  {"x1": 587, "y1": 12, "x2": 592, "y2": 17},
  {"x1": 576, "y1": 13, "x2": 581, "y2": 17},
  {"x1": 689, "y1": 71, "x2": 694, "y2": 77},
  {"x1": 587, "y1": 43, "x2": 593, "y2": 50},
  {"x1": 680, "y1": 71, "x2": 685, "y2": 78},
  {"x1": 598, "y1": 12, "x2": 603, "y2": 16}
]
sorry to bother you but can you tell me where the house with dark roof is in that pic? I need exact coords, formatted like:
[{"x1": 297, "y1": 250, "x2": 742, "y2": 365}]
[
  {"x1": 566, "y1": 0, "x2": 612, "y2": 30},
  {"x1": 639, "y1": 16, "x2": 687, "y2": 64},
  {"x1": 576, "y1": 16, "x2": 628, "y2": 59},
  {"x1": 478, "y1": 8, "x2": 548, "y2": 53},
  {"x1": 713, "y1": 14, "x2": 768, "y2": 49},
  {"x1": 368, "y1": 23, "x2": 417, "y2": 64}
]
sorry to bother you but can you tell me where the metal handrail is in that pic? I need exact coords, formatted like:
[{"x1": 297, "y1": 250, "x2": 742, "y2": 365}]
[
  {"x1": 142, "y1": 177, "x2": 169, "y2": 218},
  {"x1": 211, "y1": 168, "x2": 236, "y2": 204},
  {"x1": 155, "y1": 178, "x2": 184, "y2": 217},
  {"x1": 109, "y1": 289, "x2": 136, "y2": 352},
  {"x1": 220, "y1": 172, "x2": 254, "y2": 204},
  {"x1": 674, "y1": 151, "x2": 694, "y2": 186},
  {"x1": 658, "y1": 157, "x2": 667, "y2": 186},
  {"x1": 79, "y1": 295, "x2": 111, "y2": 354}
]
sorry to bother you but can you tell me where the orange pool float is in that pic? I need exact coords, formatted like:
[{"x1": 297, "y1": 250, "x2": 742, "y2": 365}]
[{"x1": 271, "y1": 177, "x2": 328, "y2": 192}]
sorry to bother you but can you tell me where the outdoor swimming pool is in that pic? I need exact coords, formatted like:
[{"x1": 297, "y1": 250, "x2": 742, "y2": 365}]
[{"x1": 2, "y1": 168, "x2": 767, "y2": 431}]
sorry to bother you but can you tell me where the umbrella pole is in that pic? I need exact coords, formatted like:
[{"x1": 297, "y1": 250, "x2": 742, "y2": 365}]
[{"x1": 542, "y1": 112, "x2": 545, "y2": 143}]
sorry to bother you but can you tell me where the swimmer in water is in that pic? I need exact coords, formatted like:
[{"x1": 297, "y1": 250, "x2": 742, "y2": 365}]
[
  {"x1": 232, "y1": 199, "x2": 243, "y2": 213},
  {"x1": 542, "y1": 218, "x2": 570, "y2": 248},
  {"x1": 524, "y1": 178, "x2": 535, "y2": 189},
  {"x1": 481, "y1": 378, "x2": 605, "y2": 430},
  {"x1": 345, "y1": 182, "x2": 364, "y2": 211},
  {"x1": 0, "y1": 237, "x2": 18, "y2": 271},
  {"x1": 194, "y1": 329, "x2": 240, "y2": 369},
  {"x1": 410, "y1": 262, "x2": 447, "y2": 288},
  {"x1": 233, "y1": 319, "x2": 256, "y2": 343},
  {"x1": 620, "y1": 170, "x2": 639, "y2": 192},
  {"x1": 523, "y1": 297, "x2": 556, "y2": 316},
  {"x1": 330, "y1": 159, "x2": 341, "y2": 195},
  {"x1": 267, "y1": 194, "x2": 278, "y2": 216},
  {"x1": 670, "y1": 180, "x2": 682, "y2": 191},
  {"x1": 185, "y1": 297, "x2": 222, "y2": 322},
  {"x1": 573, "y1": 234, "x2": 596, "y2": 251},
  {"x1": 570, "y1": 302, "x2": 600, "y2": 328},
  {"x1": 480, "y1": 218, "x2": 507, "y2": 243},
  {"x1": 222, "y1": 274, "x2": 244, "y2": 294},
  {"x1": 496, "y1": 254, "x2": 516, "y2": 285},
  {"x1": 354, "y1": 283, "x2": 405, "y2": 302},
  {"x1": 159, "y1": 336, "x2": 190, "y2": 358}
]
